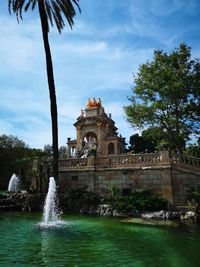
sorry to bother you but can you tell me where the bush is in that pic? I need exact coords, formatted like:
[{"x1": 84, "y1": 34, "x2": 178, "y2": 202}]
[
  {"x1": 63, "y1": 187, "x2": 102, "y2": 207},
  {"x1": 187, "y1": 185, "x2": 200, "y2": 213},
  {"x1": 106, "y1": 189, "x2": 168, "y2": 213}
]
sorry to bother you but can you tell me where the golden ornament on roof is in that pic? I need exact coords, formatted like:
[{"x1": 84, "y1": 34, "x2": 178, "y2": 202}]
[{"x1": 87, "y1": 97, "x2": 102, "y2": 108}]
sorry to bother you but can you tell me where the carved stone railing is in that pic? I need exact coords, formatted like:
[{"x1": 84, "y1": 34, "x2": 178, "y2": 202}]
[
  {"x1": 95, "y1": 153, "x2": 162, "y2": 168},
  {"x1": 170, "y1": 153, "x2": 200, "y2": 169},
  {"x1": 59, "y1": 158, "x2": 87, "y2": 169},
  {"x1": 59, "y1": 152, "x2": 163, "y2": 170},
  {"x1": 59, "y1": 151, "x2": 200, "y2": 171}
]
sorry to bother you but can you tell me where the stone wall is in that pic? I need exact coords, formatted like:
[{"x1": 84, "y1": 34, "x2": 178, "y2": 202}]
[
  {"x1": 171, "y1": 167, "x2": 200, "y2": 207},
  {"x1": 59, "y1": 166, "x2": 174, "y2": 204},
  {"x1": 59, "y1": 152, "x2": 200, "y2": 208}
]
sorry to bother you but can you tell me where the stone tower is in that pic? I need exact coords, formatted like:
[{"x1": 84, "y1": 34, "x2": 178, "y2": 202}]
[{"x1": 67, "y1": 98, "x2": 125, "y2": 158}]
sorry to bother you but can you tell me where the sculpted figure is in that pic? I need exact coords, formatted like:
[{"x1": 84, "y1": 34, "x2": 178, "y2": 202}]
[
  {"x1": 80, "y1": 109, "x2": 84, "y2": 116},
  {"x1": 87, "y1": 98, "x2": 93, "y2": 108},
  {"x1": 93, "y1": 97, "x2": 97, "y2": 106},
  {"x1": 97, "y1": 98, "x2": 102, "y2": 108}
]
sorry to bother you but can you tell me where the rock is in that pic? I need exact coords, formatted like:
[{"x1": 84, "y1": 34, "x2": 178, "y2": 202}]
[
  {"x1": 97, "y1": 204, "x2": 113, "y2": 216},
  {"x1": 121, "y1": 217, "x2": 179, "y2": 227},
  {"x1": 181, "y1": 211, "x2": 197, "y2": 221},
  {"x1": 141, "y1": 210, "x2": 166, "y2": 220}
]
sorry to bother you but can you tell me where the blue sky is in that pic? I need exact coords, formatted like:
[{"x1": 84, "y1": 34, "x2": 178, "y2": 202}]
[{"x1": 0, "y1": 0, "x2": 200, "y2": 148}]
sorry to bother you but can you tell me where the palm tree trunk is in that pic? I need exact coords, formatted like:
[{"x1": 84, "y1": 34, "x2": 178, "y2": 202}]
[{"x1": 38, "y1": 2, "x2": 58, "y2": 182}]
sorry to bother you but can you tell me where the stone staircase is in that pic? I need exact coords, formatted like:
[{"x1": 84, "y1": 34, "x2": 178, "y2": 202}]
[
  {"x1": 170, "y1": 154, "x2": 200, "y2": 208},
  {"x1": 170, "y1": 154, "x2": 200, "y2": 172}
]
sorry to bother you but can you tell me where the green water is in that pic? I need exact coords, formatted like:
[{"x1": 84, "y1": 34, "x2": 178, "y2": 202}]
[{"x1": 0, "y1": 212, "x2": 199, "y2": 267}]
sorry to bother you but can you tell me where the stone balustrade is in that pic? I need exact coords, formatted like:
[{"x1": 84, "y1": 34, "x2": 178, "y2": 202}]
[
  {"x1": 170, "y1": 153, "x2": 200, "y2": 169},
  {"x1": 59, "y1": 152, "x2": 200, "y2": 171},
  {"x1": 95, "y1": 153, "x2": 162, "y2": 168},
  {"x1": 59, "y1": 158, "x2": 87, "y2": 170},
  {"x1": 59, "y1": 152, "x2": 164, "y2": 170}
]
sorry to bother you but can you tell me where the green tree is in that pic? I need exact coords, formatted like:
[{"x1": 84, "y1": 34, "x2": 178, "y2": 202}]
[
  {"x1": 0, "y1": 135, "x2": 37, "y2": 189},
  {"x1": 124, "y1": 44, "x2": 200, "y2": 155},
  {"x1": 187, "y1": 185, "x2": 200, "y2": 213},
  {"x1": 128, "y1": 127, "x2": 165, "y2": 153},
  {"x1": 128, "y1": 133, "x2": 146, "y2": 153},
  {"x1": 8, "y1": 0, "x2": 80, "y2": 182},
  {"x1": 185, "y1": 138, "x2": 200, "y2": 158},
  {"x1": 43, "y1": 144, "x2": 67, "y2": 159}
]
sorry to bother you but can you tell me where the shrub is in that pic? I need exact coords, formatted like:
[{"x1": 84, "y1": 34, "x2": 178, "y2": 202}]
[
  {"x1": 63, "y1": 187, "x2": 102, "y2": 206},
  {"x1": 187, "y1": 185, "x2": 200, "y2": 213},
  {"x1": 106, "y1": 189, "x2": 168, "y2": 213}
]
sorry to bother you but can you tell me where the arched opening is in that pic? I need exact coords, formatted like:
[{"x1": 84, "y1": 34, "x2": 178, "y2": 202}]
[
  {"x1": 108, "y1": 142, "x2": 114, "y2": 155},
  {"x1": 83, "y1": 132, "x2": 97, "y2": 145},
  {"x1": 81, "y1": 132, "x2": 97, "y2": 157}
]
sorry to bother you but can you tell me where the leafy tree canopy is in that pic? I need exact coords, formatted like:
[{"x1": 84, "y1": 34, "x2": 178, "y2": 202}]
[
  {"x1": 0, "y1": 135, "x2": 47, "y2": 185},
  {"x1": 185, "y1": 138, "x2": 200, "y2": 158},
  {"x1": 128, "y1": 127, "x2": 172, "y2": 153},
  {"x1": 0, "y1": 134, "x2": 27, "y2": 149},
  {"x1": 124, "y1": 44, "x2": 200, "y2": 154}
]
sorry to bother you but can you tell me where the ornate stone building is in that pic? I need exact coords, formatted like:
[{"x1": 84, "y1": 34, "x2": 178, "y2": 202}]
[
  {"x1": 58, "y1": 98, "x2": 200, "y2": 207},
  {"x1": 67, "y1": 98, "x2": 125, "y2": 158}
]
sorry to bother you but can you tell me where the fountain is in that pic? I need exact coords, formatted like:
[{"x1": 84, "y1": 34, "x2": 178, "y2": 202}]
[
  {"x1": 8, "y1": 173, "x2": 20, "y2": 192},
  {"x1": 39, "y1": 177, "x2": 64, "y2": 228}
]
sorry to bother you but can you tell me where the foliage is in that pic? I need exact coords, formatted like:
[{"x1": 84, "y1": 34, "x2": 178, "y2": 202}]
[
  {"x1": 0, "y1": 134, "x2": 27, "y2": 149},
  {"x1": 62, "y1": 187, "x2": 168, "y2": 214},
  {"x1": 43, "y1": 144, "x2": 67, "y2": 159},
  {"x1": 0, "y1": 135, "x2": 52, "y2": 190},
  {"x1": 187, "y1": 185, "x2": 200, "y2": 212},
  {"x1": 8, "y1": 0, "x2": 81, "y2": 33},
  {"x1": 128, "y1": 127, "x2": 167, "y2": 153},
  {"x1": 106, "y1": 189, "x2": 168, "y2": 213},
  {"x1": 88, "y1": 147, "x2": 97, "y2": 156},
  {"x1": 124, "y1": 44, "x2": 200, "y2": 155},
  {"x1": 106, "y1": 184, "x2": 121, "y2": 198},
  {"x1": 0, "y1": 135, "x2": 35, "y2": 179},
  {"x1": 64, "y1": 188, "x2": 102, "y2": 206},
  {"x1": 59, "y1": 146, "x2": 68, "y2": 159},
  {"x1": 184, "y1": 138, "x2": 200, "y2": 158}
]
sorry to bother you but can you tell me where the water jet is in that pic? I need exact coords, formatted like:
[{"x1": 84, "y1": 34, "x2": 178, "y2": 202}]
[
  {"x1": 38, "y1": 177, "x2": 64, "y2": 228},
  {"x1": 8, "y1": 173, "x2": 20, "y2": 192}
]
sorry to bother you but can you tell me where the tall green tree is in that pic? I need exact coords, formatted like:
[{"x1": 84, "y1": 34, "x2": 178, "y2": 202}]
[
  {"x1": 185, "y1": 138, "x2": 200, "y2": 158},
  {"x1": 8, "y1": 0, "x2": 80, "y2": 182},
  {"x1": 124, "y1": 44, "x2": 200, "y2": 155},
  {"x1": 0, "y1": 135, "x2": 35, "y2": 188},
  {"x1": 128, "y1": 127, "x2": 169, "y2": 153}
]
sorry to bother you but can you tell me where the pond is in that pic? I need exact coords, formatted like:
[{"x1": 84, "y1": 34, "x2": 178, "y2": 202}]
[{"x1": 0, "y1": 211, "x2": 199, "y2": 267}]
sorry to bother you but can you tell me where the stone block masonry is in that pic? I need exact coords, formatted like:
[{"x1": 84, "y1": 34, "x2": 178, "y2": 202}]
[{"x1": 59, "y1": 151, "x2": 200, "y2": 208}]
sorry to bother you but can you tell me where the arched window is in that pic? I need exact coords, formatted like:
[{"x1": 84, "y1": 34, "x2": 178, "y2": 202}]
[
  {"x1": 108, "y1": 142, "x2": 114, "y2": 155},
  {"x1": 83, "y1": 132, "x2": 97, "y2": 145}
]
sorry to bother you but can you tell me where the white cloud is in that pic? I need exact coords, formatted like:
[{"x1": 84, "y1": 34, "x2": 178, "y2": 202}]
[
  {"x1": 0, "y1": 0, "x2": 199, "y2": 149},
  {"x1": 0, "y1": 16, "x2": 42, "y2": 74},
  {"x1": 149, "y1": 0, "x2": 187, "y2": 16}
]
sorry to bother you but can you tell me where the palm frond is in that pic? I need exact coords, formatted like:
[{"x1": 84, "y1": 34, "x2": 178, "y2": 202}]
[{"x1": 9, "y1": 0, "x2": 81, "y2": 33}]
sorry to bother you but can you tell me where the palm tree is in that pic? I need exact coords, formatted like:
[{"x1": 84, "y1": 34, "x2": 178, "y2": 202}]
[{"x1": 8, "y1": 0, "x2": 80, "y2": 182}]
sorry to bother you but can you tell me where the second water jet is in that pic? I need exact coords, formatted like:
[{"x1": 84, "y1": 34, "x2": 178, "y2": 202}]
[{"x1": 39, "y1": 177, "x2": 65, "y2": 228}]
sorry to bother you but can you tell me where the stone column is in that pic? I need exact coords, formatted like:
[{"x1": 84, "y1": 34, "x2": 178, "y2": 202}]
[
  {"x1": 76, "y1": 125, "x2": 82, "y2": 153},
  {"x1": 160, "y1": 150, "x2": 174, "y2": 206},
  {"x1": 97, "y1": 121, "x2": 102, "y2": 154},
  {"x1": 160, "y1": 150, "x2": 170, "y2": 164},
  {"x1": 67, "y1": 138, "x2": 71, "y2": 158},
  {"x1": 114, "y1": 141, "x2": 118, "y2": 155},
  {"x1": 87, "y1": 156, "x2": 95, "y2": 192}
]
